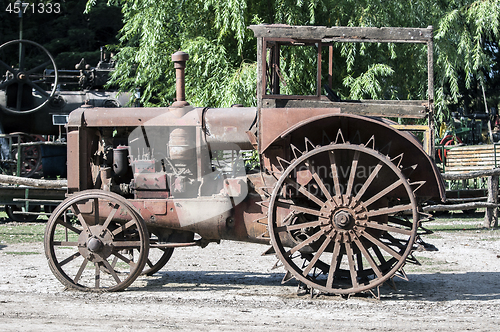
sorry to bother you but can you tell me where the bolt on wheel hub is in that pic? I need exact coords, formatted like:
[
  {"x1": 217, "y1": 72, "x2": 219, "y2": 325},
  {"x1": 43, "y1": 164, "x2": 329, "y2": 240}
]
[
  {"x1": 333, "y1": 210, "x2": 353, "y2": 229},
  {"x1": 87, "y1": 237, "x2": 103, "y2": 252}
]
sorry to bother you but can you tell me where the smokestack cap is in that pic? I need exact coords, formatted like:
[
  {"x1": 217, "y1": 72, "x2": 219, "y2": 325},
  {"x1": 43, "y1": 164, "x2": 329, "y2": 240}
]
[{"x1": 172, "y1": 51, "x2": 189, "y2": 68}]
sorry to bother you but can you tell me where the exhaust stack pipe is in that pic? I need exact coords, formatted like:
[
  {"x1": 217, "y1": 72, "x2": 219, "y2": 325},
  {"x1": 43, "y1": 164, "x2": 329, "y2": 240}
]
[{"x1": 171, "y1": 51, "x2": 190, "y2": 108}]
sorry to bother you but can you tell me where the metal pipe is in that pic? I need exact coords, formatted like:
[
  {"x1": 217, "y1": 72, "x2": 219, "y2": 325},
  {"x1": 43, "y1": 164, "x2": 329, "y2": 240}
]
[{"x1": 171, "y1": 51, "x2": 189, "y2": 108}]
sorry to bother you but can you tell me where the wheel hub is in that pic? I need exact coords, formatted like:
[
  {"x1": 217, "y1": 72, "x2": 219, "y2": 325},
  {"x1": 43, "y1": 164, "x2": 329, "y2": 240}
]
[
  {"x1": 17, "y1": 72, "x2": 26, "y2": 81},
  {"x1": 320, "y1": 195, "x2": 368, "y2": 233},
  {"x1": 78, "y1": 225, "x2": 114, "y2": 262},
  {"x1": 333, "y1": 210, "x2": 353, "y2": 229}
]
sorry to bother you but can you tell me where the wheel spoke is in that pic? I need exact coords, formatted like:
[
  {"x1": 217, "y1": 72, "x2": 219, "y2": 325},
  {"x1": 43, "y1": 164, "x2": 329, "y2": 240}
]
[
  {"x1": 328, "y1": 151, "x2": 342, "y2": 196},
  {"x1": 102, "y1": 259, "x2": 122, "y2": 284},
  {"x1": 26, "y1": 79, "x2": 50, "y2": 98},
  {"x1": 365, "y1": 203, "x2": 414, "y2": 218},
  {"x1": 112, "y1": 250, "x2": 136, "y2": 269},
  {"x1": 363, "y1": 178, "x2": 403, "y2": 207},
  {"x1": 358, "y1": 230, "x2": 402, "y2": 260},
  {"x1": 276, "y1": 199, "x2": 323, "y2": 218},
  {"x1": 70, "y1": 203, "x2": 92, "y2": 234},
  {"x1": 58, "y1": 252, "x2": 81, "y2": 267},
  {"x1": 345, "y1": 238, "x2": 359, "y2": 288},
  {"x1": 302, "y1": 236, "x2": 332, "y2": 277},
  {"x1": 354, "y1": 162, "x2": 383, "y2": 201},
  {"x1": 94, "y1": 263, "x2": 100, "y2": 288},
  {"x1": 363, "y1": 220, "x2": 412, "y2": 235},
  {"x1": 275, "y1": 220, "x2": 323, "y2": 232},
  {"x1": 286, "y1": 229, "x2": 326, "y2": 256},
  {"x1": 19, "y1": 43, "x2": 26, "y2": 71},
  {"x1": 16, "y1": 83, "x2": 23, "y2": 111},
  {"x1": 346, "y1": 151, "x2": 360, "y2": 196},
  {"x1": 352, "y1": 236, "x2": 383, "y2": 279},
  {"x1": 73, "y1": 258, "x2": 88, "y2": 284},
  {"x1": 94, "y1": 198, "x2": 100, "y2": 226},
  {"x1": 0, "y1": 59, "x2": 15, "y2": 74},
  {"x1": 102, "y1": 203, "x2": 120, "y2": 229},
  {"x1": 326, "y1": 235, "x2": 341, "y2": 288},
  {"x1": 56, "y1": 219, "x2": 82, "y2": 235},
  {"x1": 284, "y1": 177, "x2": 325, "y2": 207},
  {"x1": 52, "y1": 241, "x2": 79, "y2": 246},
  {"x1": 26, "y1": 60, "x2": 52, "y2": 75},
  {"x1": 309, "y1": 162, "x2": 333, "y2": 201},
  {"x1": 111, "y1": 220, "x2": 137, "y2": 236}
]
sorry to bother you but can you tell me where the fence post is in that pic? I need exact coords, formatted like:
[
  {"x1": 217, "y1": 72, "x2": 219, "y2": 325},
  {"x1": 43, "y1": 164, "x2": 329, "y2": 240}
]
[{"x1": 484, "y1": 175, "x2": 499, "y2": 228}]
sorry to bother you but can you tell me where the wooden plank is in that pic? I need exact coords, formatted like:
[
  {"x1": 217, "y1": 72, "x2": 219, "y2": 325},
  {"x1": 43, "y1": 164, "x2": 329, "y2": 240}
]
[
  {"x1": 249, "y1": 25, "x2": 433, "y2": 43},
  {"x1": 262, "y1": 99, "x2": 427, "y2": 118}
]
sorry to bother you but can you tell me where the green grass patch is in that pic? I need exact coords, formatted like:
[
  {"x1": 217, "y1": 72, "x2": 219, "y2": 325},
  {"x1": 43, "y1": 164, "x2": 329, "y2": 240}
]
[
  {"x1": 3, "y1": 251, "x2": 39, "y2": 255},
  {"x1": 0, "y1": 223, "x2": 45, "y2": 244}
]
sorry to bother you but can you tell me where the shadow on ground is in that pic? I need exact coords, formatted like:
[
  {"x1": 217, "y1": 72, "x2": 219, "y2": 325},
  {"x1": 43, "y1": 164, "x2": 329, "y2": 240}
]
[{"x1": 136, "y1": 268, "x2": 500, "y2": 301}]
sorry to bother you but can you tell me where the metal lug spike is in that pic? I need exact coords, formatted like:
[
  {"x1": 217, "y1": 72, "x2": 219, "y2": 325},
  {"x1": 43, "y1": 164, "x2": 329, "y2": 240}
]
[
  {"x1": 290, "y1": 144, "x2": 303, "y2": 160},
  {"x1": 409, "y1": 181, "x2": 426, "y2": 194},
  {"x1": 281, "y1": 270, "x2": 294, "y2": 284},
  {"x1": 253, "y1": 216, "x2": 268, "y2": 225},
  {"x1": 322, "y1": 130, "x2": 332, "y2": 145},
  {"x1": 261, "y1": 246, "x2": 276, "y2": 256},
  {"x1": 418, "y1": 211, "x2": 434, "y2": 220},
  {"x1": 272, "y1": 259, "x2": 283, "y2": 270},
  {"x1": 335, "y1": 128, "x2": 345, "y2": 144},
  {"x1": 304, "y1": 137, "x2": 316, "y2": 153},
  {"x1": 394, "y1": 268, "x2": 409, "y2": 281},
  {"x1": 257, "y1": 230, "x2": 270, "y2": 239},
  {"x1": 368, "y1": 286, "x2": 381, "y2": 300},
  {"x1": 406, "y1": 253, "x2": 421, "y2": 265},
  {"x1": 260, "y1": 187, "x2": 274, "y2": 197},
  {"x1": 390, "y1": 153, "x2": 404, "y2": 168},
  {"x1": 276, "y1": 156, "x2": 291, "y2": 171},
  {"x1": 255, "y1": 200, "x2": 270, "y2": 208},
  {"x1": 364, "y1": 135, "x2": 376, "y2": 150}
]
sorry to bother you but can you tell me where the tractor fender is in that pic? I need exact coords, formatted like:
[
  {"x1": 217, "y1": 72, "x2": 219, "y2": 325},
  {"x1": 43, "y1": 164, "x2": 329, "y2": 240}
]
[{"x1": 261, "y1": 113, "x2": 445, "y2": 201}]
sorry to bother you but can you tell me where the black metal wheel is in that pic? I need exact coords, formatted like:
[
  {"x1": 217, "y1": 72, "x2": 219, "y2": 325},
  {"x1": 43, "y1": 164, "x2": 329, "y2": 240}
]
[
  {"x1": 0, "y1": 39, "x2": 58, "y2": 115},
  {"x1": 44, "y1": 190, "x2": 149, "y2": 292},
  {"x1": 5, "y1": 204, "x2": 40, "y2": 222},
  {"x1": 268, "y1": 141, "x2": 419, "y2": 296},
  {"x1": 10, "y1": 133, "x2": 43, "y2": 177},
  {"x1": 142, "y1": 231, "x2": 174, "y2": 276}
]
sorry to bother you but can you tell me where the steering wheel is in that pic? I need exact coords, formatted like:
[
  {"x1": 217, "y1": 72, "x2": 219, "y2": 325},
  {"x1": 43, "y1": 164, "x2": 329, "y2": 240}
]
[{"x1": 0, "y1": 39, "x2": 58, "y2": 115}]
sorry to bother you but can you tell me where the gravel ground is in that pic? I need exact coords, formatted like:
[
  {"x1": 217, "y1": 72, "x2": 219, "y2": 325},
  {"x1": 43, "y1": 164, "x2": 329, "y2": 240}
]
[{"x1": 0, "y1": 217, "x2": 499, "y2": 331}]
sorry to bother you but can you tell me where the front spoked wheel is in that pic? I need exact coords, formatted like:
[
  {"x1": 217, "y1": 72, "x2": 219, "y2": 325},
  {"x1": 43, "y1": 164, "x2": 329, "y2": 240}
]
[
  {"x1": 268, "y1": 143, "x2": 419, "y2": 296},
  {"x1": 44, "y1": 190, "x2": 149, "y2": 292}
]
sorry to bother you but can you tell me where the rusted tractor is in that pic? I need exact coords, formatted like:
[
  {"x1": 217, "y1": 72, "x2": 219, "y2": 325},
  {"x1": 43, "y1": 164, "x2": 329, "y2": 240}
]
[{"x1": 44, "y1": 25, "x2": 445, "y2": 297}]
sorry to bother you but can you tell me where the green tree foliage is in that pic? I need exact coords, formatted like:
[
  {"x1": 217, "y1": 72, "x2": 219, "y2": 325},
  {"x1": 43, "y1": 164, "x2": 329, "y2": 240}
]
[{"x1": 86, "y1": 0, "x2": 500, "y2": 121}]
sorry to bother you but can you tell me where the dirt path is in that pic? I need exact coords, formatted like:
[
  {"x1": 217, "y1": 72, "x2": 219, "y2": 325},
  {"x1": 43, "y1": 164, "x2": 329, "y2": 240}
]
[{"x1": 1, "y1": 221, "x2": 499, "y2": 331}]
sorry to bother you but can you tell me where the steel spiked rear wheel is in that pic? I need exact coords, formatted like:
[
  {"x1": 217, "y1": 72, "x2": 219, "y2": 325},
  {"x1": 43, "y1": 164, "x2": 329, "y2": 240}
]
[
  {"x1": 44, "y1": 190, "x2": 149, "y2": 292},
  {"x1": 268, "y1": 142, "x2": 419, "y2": 296}
]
